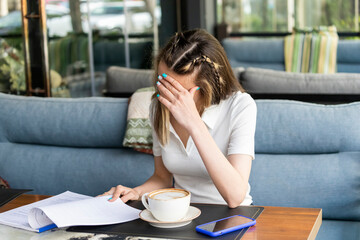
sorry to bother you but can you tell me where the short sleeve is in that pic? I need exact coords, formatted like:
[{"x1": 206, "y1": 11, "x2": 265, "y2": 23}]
[
  {"x1": 227, "y1": 94, "x2": 257, "y2": 159},
  {"x1": 149, "y1": 99, "x2": 162, "y2": 157}
]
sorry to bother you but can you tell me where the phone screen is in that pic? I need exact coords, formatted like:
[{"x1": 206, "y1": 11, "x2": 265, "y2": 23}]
[{"x1": 197, "y1": 215, "x2": 253, "y2": 233}]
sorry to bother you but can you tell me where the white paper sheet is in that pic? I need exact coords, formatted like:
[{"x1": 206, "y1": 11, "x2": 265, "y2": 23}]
[
  {"x1": 0, "y1": 191, "x2": 89, "y2": 232},
  {"x1": 0, "y1": 191, "x2": 141, "y2": 232}
]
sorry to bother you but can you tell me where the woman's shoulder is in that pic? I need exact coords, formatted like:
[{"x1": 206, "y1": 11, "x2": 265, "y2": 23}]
[
  {"x1": 225, "y1": 91, "x2": 256, "y2": 111},
  {"x1": 223, "y1": 91, "x2": 257, "y2": 124}
]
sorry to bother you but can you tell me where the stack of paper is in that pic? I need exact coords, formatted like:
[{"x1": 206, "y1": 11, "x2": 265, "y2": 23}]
[{"x1": 0, "y1": 191, "x2": 141, "y2": 232}]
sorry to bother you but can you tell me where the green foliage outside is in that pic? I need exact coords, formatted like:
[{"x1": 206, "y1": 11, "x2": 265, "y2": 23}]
[
  {"x1": 218, "y1": 0, "x2": 360, "y2": 33},
  {"x1": 0, "y1": 39, "x2": 26, "y2": 94},
  {"x1": 321, "y1": 0, "x2": 359, "y2": 31}
]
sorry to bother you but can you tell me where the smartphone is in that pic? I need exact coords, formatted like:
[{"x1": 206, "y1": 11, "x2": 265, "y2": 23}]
[{"x1": 196, "y1": 215, "x2": 256, "y2": 237}]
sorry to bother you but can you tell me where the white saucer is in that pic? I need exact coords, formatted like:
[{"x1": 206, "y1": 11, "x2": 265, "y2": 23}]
[{"x1": 139, "y1": 206, "x2": 201, "y2": 228}]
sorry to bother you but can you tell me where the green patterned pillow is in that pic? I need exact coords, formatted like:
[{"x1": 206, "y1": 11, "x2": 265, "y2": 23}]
[
  {"x1": 284, "y1": 26, "x2": 338, "y2": 73},
  {"x1": 123, "y1": 87, "x2": 155, "y2": 154}
]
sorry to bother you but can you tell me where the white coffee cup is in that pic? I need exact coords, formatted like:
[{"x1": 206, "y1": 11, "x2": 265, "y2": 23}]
[{"x1": 141, "y1": 188, "x2": 191, "y2": 222}]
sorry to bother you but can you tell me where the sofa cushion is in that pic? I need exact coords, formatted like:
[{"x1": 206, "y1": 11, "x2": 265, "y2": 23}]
[
  {"x1": 250, "y1": 152, "x2": 360, "y2": 220},
  {"x1": 0, "y1": 93, "x2": 128, "y2": 148},
  {"x1": 0, "y1": 143, "x2": 154, "y2": 195},
  {"x1": 251, "y1": 100, "x2": 360, "y2": 221},
  {"x1": 337, "y1": 40, "x2": 360, "y2": 64},
  {"x1": 222, "y1": 38, "x2": 285, "y2": 66},
  {"x1": 222, "y1": 38, "x2": 360, "y2": 73},
  {"x1": 240, "y1": 67, "x2": 360, "y2": 94},
  {"x1": 106, "y1": 66, "x2": 154, "y2": 94},
  {"x1": 255, "y1": 100, "x2": 360, "y2": 153},
  {"x1": 316, "y1": 219, "x2": 360, "y2": 240},
  {"x1": 123, "y1": 87, "x2": 155, "y2": 154},
  {"x1": 231, "y1": 67, "x2": 245, "y2": 80}
]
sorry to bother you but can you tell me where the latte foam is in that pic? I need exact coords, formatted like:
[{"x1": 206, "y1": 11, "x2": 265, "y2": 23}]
[{"x1": 151, "y1": 190, "x2": 188, "y2": 200}]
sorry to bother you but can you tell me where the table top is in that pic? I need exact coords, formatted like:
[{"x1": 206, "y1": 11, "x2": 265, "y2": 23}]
[{"x1": 0, "y1": 194, "x2": 322, "y2": 240}]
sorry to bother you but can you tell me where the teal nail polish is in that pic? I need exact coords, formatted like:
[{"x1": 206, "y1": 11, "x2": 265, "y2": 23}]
[
  {"x1": 196, "y1": 87, "x2": 200, "y2": 91},
  {"x1": 157, "y1": 94, "x2": 160, "y2": 98},
  {"x1": 156, "y1": 81, "x2": 160, "y2": 86},
  {"x1": 108, "y1": 198, "x2": 112, "y2": 200},
  {"x1": 162, "y1": 73, "x2": 167, "y2": 78}
]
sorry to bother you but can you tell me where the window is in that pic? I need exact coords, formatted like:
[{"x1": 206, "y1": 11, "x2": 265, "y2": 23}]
[
  {"x1": 296, "y1": 0, "x2": 359, "y2": 32},
  {"x1": 217, "y1": 0, "x2": 360, "y2": 34},
  {"x1": 46, "y1": 0, "x2": 161, "y2": 98},
  {"x1": 0, "y1": 0, "x2": 25, "y2": 95}
]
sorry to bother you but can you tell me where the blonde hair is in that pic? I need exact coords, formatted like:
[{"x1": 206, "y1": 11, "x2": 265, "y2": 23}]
[{"x1": 152, "y1": 29, "x2": 243, "y2": 145}]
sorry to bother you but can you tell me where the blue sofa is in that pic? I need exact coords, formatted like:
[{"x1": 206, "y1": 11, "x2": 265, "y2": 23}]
[
  {"x1": 222, "y1": 38, "x2": 360, "y2": 73},
  {"x1": 0, "y1": 92, "x2": 359, "y2": 239},
  {"x1": 221, "y1": 39, "x2": 360, "y2": 103}
]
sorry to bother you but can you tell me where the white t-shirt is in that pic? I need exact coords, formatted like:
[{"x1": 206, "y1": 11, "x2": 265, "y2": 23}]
[{"x1": 152, "y1": 91, "x2": 257, "y2": 206}]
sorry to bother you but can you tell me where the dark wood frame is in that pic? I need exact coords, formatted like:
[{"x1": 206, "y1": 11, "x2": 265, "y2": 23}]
[{"x1": 21, "y1": 0, "x2": 51, "y2": 97}]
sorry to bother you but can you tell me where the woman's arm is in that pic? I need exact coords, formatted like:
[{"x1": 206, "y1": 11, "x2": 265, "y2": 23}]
[
  {"x1": 103, "y1": 156, "x2": 173, "y2": 202},
  {"x1": 190, "y1": 121, "x2": 252, "y2": 208}
]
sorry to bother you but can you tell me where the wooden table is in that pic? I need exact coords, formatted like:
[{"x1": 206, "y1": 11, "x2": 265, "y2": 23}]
[{"x1": 0, "y1": 194, "x2": 322, "y2": 240}]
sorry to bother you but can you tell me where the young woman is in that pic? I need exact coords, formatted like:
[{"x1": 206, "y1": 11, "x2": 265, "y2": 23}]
[{"x1": 101, "y1": 29, "x2": 257, "y2": 208}]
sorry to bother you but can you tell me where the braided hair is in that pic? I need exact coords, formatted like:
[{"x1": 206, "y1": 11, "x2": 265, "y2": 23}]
[{"x1": 191, "y1": 55, "x2": 222, "y2": 89}]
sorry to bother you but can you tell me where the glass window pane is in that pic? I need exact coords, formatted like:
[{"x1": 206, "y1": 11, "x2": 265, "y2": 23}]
[
  {"x1": 47, "y1": 0, "x2": 161, "y2": 98},
  {"x1": 219, "y1": 0, "x2": 290, "y2": 33},
  {"x1": 296, "y1": 0, "x2": 359, "y2": 32},
  {"x1": 218, "y1": 0, "x2": 360, "y2": 33},
  {"x1": 0, "y1": 0, "x2": 25, "y2": 95}
]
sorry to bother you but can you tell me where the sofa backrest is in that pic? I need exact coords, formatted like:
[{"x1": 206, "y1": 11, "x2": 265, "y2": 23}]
[
  {"x1": 250, "y1": 100, "x2": 360, "y2": 221},
  {"x1": 240, "y1": 67, "x2": 360, "y2": 94},
  {"x1": 223, "y1": 38, "x2": 285, "y2": 71},
  {"x1": 105, "y1": 66, "x2": 154, "y2": 96},
  {"x1": 222, "y1": 38, "x2": 360, "y2": 73},
  {"x1": 0, "y1": 93, "x2": 155, "y2": 196},
  {"x1": 2, "y1": 93, "x2": 359, "y2": 221},
  {"x1": 0, "y1": 93, "x2": 128, "y2": 148}
]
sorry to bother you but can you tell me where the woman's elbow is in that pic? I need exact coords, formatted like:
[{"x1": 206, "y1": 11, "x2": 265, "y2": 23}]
[
  {"x1": 227, "y1": 199, "x2": 243, "y2": 208},
  {"x1": 226, "y1": 193, "x2": 246, "y2": 208}
]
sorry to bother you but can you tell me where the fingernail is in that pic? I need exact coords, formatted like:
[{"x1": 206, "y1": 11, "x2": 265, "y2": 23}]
[
  {"x1": 196, "y1": 87, "x2": 200, "y2": 91},
  {"x1": 108, "y1": 198, "x2": 112, "y2": 200},
  {"x1": 158, "y1": 75, "x2": 163, "y2": 80},
  {"x1": 156, "y1": 81, "x2": 161, "y2": 86},
  {"x1": 162, "y1": 73, "x2": 167, "y2": 78},
  {"x1": 156, "y1": 94, "x2": 160, "y2": 98}
]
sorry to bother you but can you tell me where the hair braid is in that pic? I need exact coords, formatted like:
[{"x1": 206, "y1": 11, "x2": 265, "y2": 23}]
[{"x1": 191, "y1": 55, "x2": 222, "y2": 90}]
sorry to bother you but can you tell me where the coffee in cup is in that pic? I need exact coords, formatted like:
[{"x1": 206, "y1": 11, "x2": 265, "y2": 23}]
[{"x1": 141, "y1": 188, "x2": 191, "y2": 222}]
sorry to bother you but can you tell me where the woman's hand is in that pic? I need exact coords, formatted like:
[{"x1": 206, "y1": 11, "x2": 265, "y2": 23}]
[
  {"x1": 157, "y1": 74, "x2": 202, "y2": 131},
  {"x1": 98, "y1": 185, "x2": 140, "y2": 203}
]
